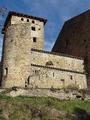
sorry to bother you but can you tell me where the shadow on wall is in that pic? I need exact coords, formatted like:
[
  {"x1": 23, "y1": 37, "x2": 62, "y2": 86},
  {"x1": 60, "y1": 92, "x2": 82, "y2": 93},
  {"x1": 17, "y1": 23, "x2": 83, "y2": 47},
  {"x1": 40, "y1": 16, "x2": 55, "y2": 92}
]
[{"x1": 72, "y1": 107, "x2": 90, "y2": 120}]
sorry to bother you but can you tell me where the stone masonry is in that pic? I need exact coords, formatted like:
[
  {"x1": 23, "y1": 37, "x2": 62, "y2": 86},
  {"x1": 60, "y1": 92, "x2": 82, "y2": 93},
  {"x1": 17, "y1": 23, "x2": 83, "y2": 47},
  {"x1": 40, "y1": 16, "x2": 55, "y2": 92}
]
[
  {"x1": 1, "y1": 12, "x2": 46, "y2": 88},
  {"x1": 0, "y1": 11, "x2": 87, "y2": 89},
  {"x1": 25, "y1": 49, "x2": 87, "y2": 89}
]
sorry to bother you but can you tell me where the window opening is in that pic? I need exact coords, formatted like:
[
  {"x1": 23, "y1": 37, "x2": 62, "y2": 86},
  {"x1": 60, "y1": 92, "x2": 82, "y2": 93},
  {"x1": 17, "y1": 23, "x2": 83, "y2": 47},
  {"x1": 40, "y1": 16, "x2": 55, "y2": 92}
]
[
  {"x1": 31, "y1": 27, "x2": 35, "y2": 31},
  {"x1": 4, "y1": 68, "x2": 8, "y2": 76},
  {"x1": 70, "y1": 75, "x2": 73, "y2": 80},
  {"x1": 32, "y1": 20, "x2": 35, "y2": 23},
  {"x1": 27, "y1": 19, "x2": 29, "y2": 22},
  {"x1": 21, "y1": 18, "x2": 24, "y2": 21},
  {"x1": 33, "y1": 37, "x2": 36, "y2": 42},
  {"x1": 53, "y1": 73, "x2": 54, "y2": 77}
]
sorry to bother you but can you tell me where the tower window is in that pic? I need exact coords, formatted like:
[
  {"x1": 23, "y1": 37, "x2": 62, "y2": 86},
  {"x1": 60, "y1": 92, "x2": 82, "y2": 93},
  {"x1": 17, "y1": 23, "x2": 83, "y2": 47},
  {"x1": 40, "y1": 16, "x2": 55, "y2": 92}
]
[
  {"x1": 31, "y1": 27, "x2": 35, "y2": 31},
  {"x1": 33, "y1": 37, "x2": 37, "y2": 42},
  {"x1": 21, "y1": 18, "x2": 24, "y2": 21},
  {"x1": 4, "y1": 68, "x2": 8, "y2": 77},
  {"x1": 27, "y1": 19, "x2": 29, "y2": 22},
  {"x1": 32, "y1": 20, "x2": 35, "y2": 23}
]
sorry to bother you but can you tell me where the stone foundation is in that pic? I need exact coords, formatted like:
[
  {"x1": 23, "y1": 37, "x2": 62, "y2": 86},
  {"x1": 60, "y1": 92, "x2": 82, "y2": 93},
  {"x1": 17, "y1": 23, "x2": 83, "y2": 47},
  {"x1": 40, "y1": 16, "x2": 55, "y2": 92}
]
[{"x1": 0, "y1": 88, "x2": 90, "y2": 100}]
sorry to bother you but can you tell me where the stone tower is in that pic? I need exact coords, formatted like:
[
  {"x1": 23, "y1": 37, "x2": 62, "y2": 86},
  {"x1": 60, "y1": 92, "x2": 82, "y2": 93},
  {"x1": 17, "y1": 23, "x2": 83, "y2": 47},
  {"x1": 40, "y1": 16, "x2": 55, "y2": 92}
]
[{"x1": 1, "y1": 11, "x2": 47, "y2": 88}]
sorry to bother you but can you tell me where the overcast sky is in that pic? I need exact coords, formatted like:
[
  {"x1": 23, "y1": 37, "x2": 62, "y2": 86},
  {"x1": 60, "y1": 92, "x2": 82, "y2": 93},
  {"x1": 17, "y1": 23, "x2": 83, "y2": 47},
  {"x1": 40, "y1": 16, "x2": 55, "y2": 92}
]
[{"x1": 0, "y1": 0, "x2": 90, "y2": 58}]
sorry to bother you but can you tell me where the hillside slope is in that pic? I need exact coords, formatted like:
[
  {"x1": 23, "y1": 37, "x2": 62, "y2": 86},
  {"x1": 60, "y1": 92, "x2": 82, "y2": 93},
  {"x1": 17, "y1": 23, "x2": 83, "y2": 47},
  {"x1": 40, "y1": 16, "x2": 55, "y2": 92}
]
[{"x1": 0, "y1": 94, "x2": 90, "y2": 120}]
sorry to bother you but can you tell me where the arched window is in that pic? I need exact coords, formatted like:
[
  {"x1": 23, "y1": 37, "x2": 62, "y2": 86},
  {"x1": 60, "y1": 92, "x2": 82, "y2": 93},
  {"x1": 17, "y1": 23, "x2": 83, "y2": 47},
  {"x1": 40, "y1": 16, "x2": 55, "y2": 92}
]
[
  {"x1": 46, "y1": 61, "x2": 53, "y2": 66},
  {"x1": 27, "y1": 19, "x2": 29, "y2": 22},
  {"x1": 32, "y1": 20, "x2": 35, "y2": 23},
  {"x1": 21, "y1": 18, "x2": 24, "y2": 21}
]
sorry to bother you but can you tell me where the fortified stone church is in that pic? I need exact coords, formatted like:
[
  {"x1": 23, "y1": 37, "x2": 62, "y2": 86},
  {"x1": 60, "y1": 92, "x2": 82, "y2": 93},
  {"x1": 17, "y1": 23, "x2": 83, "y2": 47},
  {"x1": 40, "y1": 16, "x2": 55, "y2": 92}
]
[{"x1": 0, "y1": 10, "x2": 89, "y2": 89}]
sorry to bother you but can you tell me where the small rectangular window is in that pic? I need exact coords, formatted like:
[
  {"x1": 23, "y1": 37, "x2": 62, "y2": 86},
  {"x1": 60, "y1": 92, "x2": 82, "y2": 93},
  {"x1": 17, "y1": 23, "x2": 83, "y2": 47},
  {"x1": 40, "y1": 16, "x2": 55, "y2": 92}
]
[
  {"x1": 32, "y1": 20, "x2": 35, "y2": 23},
  {"x1": 4, "y1": 68, "x2": 8, "y2": 77},
  {"x1": 53, "y1": 73, "x2": 54, "y2": 77},
  {"x1": 27, "y1": 19, "x2": 29, "y2": 22},
  {"x1": 31, "y1": 27, "x2": 35, "y2": 31},
  {"x1": 61, "y1": 79, "x2": 64, "y2": 81},
  {"x1": 33, "y1": 37, "x2": 36, "y2": 42},
  {"x1": 70, "y1": 75, "x2": 73, "y2": 80}
]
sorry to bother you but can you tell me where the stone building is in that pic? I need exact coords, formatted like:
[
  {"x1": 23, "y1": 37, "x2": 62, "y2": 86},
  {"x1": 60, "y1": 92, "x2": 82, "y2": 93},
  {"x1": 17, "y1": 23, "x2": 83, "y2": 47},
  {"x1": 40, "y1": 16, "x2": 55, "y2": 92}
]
[
  {"x1": 0, "y1": 11, "x2": 87, "y2": 89},
  {"x1": 52, "y1": 10, "x2": 90, "y2": 87}
]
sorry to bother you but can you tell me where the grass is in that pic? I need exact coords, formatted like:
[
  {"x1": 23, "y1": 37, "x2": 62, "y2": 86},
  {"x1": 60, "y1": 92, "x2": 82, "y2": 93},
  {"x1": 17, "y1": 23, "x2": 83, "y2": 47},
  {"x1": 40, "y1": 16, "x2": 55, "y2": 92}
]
[{"x1": 0, "y1": 94, "x2": 90, "y2": 120}]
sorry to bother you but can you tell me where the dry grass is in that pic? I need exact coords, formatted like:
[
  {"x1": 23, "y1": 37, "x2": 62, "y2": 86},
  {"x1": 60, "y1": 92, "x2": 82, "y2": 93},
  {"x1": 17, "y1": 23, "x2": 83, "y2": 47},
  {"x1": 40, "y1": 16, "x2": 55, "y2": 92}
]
[{"x1": 0, "y1": 94, "x2": 90, "y2": 120}]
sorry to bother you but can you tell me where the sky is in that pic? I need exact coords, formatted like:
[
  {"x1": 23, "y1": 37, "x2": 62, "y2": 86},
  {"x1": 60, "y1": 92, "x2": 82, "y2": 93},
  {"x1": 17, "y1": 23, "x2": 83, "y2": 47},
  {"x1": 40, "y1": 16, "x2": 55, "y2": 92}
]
[{"x1": 0, "y1": 0, "x2": 90, "y2": 58}]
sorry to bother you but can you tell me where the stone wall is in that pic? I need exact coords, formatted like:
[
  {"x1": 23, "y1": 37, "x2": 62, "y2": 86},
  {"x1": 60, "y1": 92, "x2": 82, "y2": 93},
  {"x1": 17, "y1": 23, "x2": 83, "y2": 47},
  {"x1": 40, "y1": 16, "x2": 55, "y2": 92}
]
[
  {"x1": 2, "y1": 88, "x2": 90, "y2": 100},
  {"x1": 31, "y1": 49, "x2": 85, "y2": 73},
  {"x1": 1, "y1": 14, "x2": 45, "y2": 88},
  {"x1": 27, "y1": 64, "x2": 87, "y2": 89},
  {"x1": 10, "y1": 15, "x2": 44, "y2": 50},
  {"x1": 2, "y1": 24, "x2": 32, "y2": 88},
  {"x1": 28, "y1": 50, "x2": 87, "y2": 89},
  {"x1": 1, "y1": 12, "x2": 88, "y2": 90}
]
